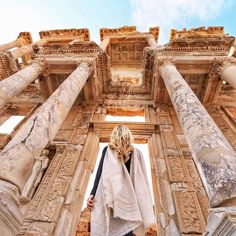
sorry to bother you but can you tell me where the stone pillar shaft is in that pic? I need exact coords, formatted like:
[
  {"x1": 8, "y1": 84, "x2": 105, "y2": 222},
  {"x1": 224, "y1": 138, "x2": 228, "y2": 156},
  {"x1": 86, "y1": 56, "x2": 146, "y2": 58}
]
[
  {"x1": 10, "y1": 39, "x2": 47, "y2": 59},
  {"x1": 0, "y1": 62, "x2": 91, "y2": 192},
  {"x1": 158, "y1": 59, "x2": 236, "y2": 207},
  {"x1": 99, "y1": 37, "x2": 110, "y2": 51},
  {"x1": 0, "y1": 40, "x2": 19, "y2": 51},
  {"x1": 0, "y1": 61, "x2": 44, "y2": 108},
  {"x1": 147, "y1": 35, "x2": 157, "y2": 48},
  {"x1": 221, "y1": 63, "x2": 236, "y2": 89}
]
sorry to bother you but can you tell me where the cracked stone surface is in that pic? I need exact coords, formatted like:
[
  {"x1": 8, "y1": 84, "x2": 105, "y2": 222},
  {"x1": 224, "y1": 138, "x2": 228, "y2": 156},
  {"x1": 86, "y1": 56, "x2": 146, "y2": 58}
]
[
  {"x1": 159, "y1": 61, "x2": 236, "y2": 207},
  {"x1": 0, "y1": 62, "x2": 91, "y2": 192},
  {"x1": 0, "y1": 61, "x2": 44, "y2": 109}
]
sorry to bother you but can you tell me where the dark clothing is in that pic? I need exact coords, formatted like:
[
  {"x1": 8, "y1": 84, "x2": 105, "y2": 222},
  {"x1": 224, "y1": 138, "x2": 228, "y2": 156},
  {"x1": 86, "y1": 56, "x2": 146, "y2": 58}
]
[
  {"x1": 90, "y1": 146, "x2": 133, "y2": 236},
  {"x1": 124, "y1": 232, "x2": 133, "y2": 236},
  {"x1": 90, "y1": 146, "x2": 132, "y2": 196}
]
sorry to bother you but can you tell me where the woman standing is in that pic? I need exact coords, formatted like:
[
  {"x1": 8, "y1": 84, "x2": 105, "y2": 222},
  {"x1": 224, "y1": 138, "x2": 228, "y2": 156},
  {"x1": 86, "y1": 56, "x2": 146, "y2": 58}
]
[{"x1": 87, "y1": 125, "x2": 156, "y2": 236}]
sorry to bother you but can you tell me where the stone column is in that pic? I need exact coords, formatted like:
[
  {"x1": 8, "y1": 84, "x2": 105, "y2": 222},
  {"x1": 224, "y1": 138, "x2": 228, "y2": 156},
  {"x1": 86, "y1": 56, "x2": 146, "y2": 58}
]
[
  {"x1": 0, "y1": 60, "x2": 45, "y2": 109},
  {"x1": 221, "y1": 63, "x2": 236, "y2": 89},
  {"x1": 99, "y1": 37, "x2": 110, "y2": 51},
  {"x1": 0, "y1": 62, "x2": 92, "y2": 234},
  {"x1": 10, "y1": 39, "x2": 47, "y2": 59},
  {"x1": 0, "y1": 39, "x2": 20, "y2": 51},
  {"x1": 147, "y1": 35, "x2": 158, "y2": 48},
  {"x1": 157, "y1": 58, "x2": 236, "y2": 207}
]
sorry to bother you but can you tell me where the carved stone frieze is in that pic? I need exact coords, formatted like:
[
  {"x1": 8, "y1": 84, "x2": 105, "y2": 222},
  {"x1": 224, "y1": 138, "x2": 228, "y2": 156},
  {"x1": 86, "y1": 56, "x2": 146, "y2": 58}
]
[
  {"x1": 17, "y1": 32, "x2": 33, "y2": 45},
  {"x1": 212, "y1": 114, "x2": 236, "y2": 150},
  {"x1": 100, "y1": 26, "x2": 137, "y2": 41},
  {"x1": 39, "y1": 28, "x2": 90, "y2": 41},
  {"x1": 185, "y1": 159, "x2": 207, "y2": 196},
  {"x1": 173, "y1": 191, "x2": 206, "y2": 234},
  {"x1": 149, "y1": 27, "x2": 160, "y2": 42},
  {"x1": 170, "y1": 26, "x2": 225, "y2": 40},
  {"x1": 0, "y1": 51, "x2": 19, "y2": 80},
  {"x1": 167, "y1": 27, "x2": 234, "y2": 56},
  {"x1": 166, "y1": 155, "x2": 189, "y2": 183},
  {"x1": 38, "y1": 41, "x2": 102, "y2": 55}
]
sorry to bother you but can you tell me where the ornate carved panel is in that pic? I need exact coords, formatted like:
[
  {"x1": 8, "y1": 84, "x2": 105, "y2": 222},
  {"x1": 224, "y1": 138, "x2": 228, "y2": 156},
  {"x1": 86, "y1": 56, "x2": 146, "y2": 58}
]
[
  {"x1": 212, "y1": 114, "x2": 236, "y2": 150},
  {"x1": 0, "y1": 52, "x2": 18, "y2": 80},
  {"x1": 39, "y1": 28, "x2": 90, "y2": 41},
  {"x1": 173, "y1": 191, "x2": 206, "y2": 234}
]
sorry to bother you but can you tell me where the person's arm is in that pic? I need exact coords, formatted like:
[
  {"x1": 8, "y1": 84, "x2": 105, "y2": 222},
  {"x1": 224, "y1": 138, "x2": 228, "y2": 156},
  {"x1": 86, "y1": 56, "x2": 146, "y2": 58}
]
[{"x1": 90, "y1": 146, "x2": 107, "y2": 196}]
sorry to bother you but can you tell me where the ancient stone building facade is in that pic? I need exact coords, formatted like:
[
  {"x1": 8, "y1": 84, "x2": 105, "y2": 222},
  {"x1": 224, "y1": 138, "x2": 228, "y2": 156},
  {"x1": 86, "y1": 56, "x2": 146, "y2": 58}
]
[{"x1": 0, "y1": 25, "x2": 235, "y2": 236}]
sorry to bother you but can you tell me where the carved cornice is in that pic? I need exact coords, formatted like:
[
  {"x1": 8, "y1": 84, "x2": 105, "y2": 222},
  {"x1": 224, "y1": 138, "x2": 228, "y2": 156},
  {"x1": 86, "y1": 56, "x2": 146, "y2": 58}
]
[
  {"x1": 155, "y1": 27, "x2": 234, "y2": 55},
  {"x1": 170, "y1": 26, "x2": 225, "y2": 40},
  {"x1": 39, "y1": 28, "x2": 90, "y2": 41},
  {"x1": 100, "y1": 26, "x2": 137, "y2": 41},
  {"x1": 37, "y1": 41, "x2": 102, "y2": 55},
  {"x1": 149, "y1": 26, "x2": 160, "y2": 42},
  {"x1": 17, "y1": 32, "x2": 33, "y2": 46}
]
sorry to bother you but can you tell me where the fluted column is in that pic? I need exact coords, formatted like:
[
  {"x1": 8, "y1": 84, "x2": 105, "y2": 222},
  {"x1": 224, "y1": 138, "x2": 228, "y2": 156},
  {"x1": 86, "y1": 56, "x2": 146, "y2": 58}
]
[
  {"x1": 221, "y1": 62, "x2": 236, "y2": 89},
  {"x1": 157, "y1": 58, "x2": 236, "y2": 207},
  {"x1": 0, "y1": 60, "x2": 45, "y2": 108},
  {"x1": 10, "y1": 39, "x2": 47, "y2": 59},
  {"x1": 99, "y1": 37, "x2": 110, "y2": 51}
]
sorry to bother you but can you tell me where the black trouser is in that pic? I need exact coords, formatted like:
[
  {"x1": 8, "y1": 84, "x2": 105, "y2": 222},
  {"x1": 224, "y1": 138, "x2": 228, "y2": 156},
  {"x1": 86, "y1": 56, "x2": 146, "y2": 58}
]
[{"x1": 123, "y1": 232, "x2": 133, "y2": 236}]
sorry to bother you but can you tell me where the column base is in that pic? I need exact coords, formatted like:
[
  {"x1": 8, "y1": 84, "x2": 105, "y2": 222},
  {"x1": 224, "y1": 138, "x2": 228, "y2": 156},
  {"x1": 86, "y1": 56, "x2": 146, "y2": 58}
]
[
  {"x1": 205, "y1": 207, "x2": 236, "y2": 236},
  {"x1": 0, "y1": 180, "x2": 23, "y2": 235}
]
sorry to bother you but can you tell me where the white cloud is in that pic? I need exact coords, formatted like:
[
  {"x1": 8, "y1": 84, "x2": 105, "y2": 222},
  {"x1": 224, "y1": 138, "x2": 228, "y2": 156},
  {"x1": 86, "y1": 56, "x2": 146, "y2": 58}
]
[{"x1": 130, "y1": 0, "x2": 234, "y2": 44}]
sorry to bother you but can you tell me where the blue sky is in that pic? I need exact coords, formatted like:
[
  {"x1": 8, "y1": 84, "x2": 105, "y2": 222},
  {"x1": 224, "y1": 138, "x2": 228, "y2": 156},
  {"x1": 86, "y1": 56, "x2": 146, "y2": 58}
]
[{"x1": 0, "y1": 0, "x2": 235, "y2": 45}]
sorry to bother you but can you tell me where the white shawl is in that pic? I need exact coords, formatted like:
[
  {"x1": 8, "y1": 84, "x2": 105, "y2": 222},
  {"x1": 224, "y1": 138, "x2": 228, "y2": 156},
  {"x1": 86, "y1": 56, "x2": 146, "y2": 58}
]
[{"x1": 91, "y1": 147, "x2": 156, "y2": 236}]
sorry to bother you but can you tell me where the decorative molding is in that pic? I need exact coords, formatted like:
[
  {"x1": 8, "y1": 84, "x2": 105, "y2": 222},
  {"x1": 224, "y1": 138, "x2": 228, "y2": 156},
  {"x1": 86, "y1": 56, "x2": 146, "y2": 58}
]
[
  {"x1": 39, "y1": 28, "x2": 90, "y2": 41},
  {"x1": 0, "y1": 51, "x2": 19, "y2": 80},
  {"x1": 100, "y1": 26, "x2": 137, "y2": 41},
  {"x1": 149, "y1": 26, "x2": 160, "y2": 42}
]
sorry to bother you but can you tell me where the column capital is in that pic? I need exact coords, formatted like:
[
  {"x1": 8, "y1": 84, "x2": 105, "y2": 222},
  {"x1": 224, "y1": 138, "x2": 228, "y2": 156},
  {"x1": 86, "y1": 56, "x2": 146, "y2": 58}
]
[
  {"x1": 75, "y1": 59, "x2": 95, "y2": 74},
  {"x1": 206, "y1": 57, "x2": 236, "y2": 81},
  {"x1": 208, "y1": 58, "x2": 225, "y2": 78},
  {"x1": 155, "y1": 56, "x2": 176, "y2": 68},
  {"x1": 218, "y1": 57, "x2": 236, "y2": 89},
  {"x1": 32, "y1": 58, "x2": 47, "y2": 71}
]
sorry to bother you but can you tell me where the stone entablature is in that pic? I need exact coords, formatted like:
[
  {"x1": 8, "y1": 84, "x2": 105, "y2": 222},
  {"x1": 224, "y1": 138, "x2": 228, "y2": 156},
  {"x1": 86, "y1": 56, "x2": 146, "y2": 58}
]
[
  {"x1": 170, "y1": 26, "x2": 225, "y2": 40},
  {"x1": 39, "y1": 28, "x2": 90, "y2": 41}
]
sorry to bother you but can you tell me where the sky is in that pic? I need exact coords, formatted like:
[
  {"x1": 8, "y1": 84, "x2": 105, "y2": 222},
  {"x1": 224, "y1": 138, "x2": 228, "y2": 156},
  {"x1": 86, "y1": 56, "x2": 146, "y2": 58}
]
[{"x1": 0, "y1": 0, "x2": 236, "y2": 45}]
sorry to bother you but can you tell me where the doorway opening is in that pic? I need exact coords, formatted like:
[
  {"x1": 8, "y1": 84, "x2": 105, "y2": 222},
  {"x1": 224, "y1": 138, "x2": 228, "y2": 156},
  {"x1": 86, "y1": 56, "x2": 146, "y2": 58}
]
[{"x1": 82, "y1": 142, "x2": 154, "y2": 210}]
